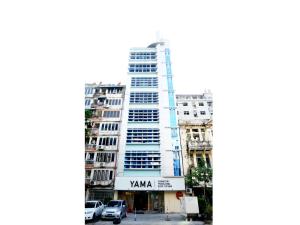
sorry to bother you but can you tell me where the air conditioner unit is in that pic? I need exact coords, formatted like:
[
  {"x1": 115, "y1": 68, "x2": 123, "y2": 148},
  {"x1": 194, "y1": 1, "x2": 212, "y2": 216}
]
[{"x1": 186, "y1": 188, "x2": 193, "y2": 194}]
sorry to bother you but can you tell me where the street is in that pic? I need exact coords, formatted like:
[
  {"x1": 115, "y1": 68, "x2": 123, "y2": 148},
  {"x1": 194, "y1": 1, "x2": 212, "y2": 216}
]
[{"x1": 85, "y1": 213, "x2": 208, "y2": 225}]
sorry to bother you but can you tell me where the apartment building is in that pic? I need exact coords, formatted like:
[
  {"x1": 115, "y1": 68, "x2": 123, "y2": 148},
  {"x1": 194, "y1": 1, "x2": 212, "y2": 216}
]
[
  {"x1": 114, "y1": 40, "x2": 185, "y2": 213},
  {"x1": 85, "y1": 83, "x2": 125, "y2": 203},
  {"x1": 176, "y1": 92, "x2": 213, "y2": 179}
]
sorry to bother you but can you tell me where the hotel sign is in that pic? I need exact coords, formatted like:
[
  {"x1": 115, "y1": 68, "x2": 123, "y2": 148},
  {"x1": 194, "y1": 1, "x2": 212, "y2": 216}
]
[{"x1": 115, "y1": 177, "x2": 185, "y2": 191}]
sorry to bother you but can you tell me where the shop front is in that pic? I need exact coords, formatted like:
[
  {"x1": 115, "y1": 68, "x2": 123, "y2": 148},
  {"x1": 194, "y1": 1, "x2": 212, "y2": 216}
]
[
  {"x1": 114, "y1": 177, "x2": 185, "y2": 213},
  {"x1": 118, "y1": 191, "x2": 164, "y2": 213}
]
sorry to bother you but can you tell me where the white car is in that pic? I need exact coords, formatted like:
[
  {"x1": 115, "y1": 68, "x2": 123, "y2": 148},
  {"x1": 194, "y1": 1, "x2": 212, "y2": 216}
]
[{"x1": 85, "y1": 200, "x2": 104, "y2": 221}]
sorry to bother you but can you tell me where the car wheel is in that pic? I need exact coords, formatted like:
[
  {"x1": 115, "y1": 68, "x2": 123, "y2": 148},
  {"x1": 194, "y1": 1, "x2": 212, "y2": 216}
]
[{"x1": 92, "y1": 213, "x2": 96, "y2": 221}]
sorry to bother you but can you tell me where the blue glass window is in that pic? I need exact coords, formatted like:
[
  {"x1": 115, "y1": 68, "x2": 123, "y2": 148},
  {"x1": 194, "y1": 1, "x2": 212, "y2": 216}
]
[
  {"x1": 128, "y1": 64, "x2": 157, "y2": 73},
  {"x1": 129, "y1": 92, "x2": 158, "y2": 104},
  {"x1": 129, "y1": 52, "x2": 156, "y2": 60},
  {"x1": 126, "y1": 128, "x2": 160, "y2": 144},
  {"x1": 124, "y1": 151, "x2": 161, "y2": 169},
  {"x1": 128, "y1": 109, "x2": 159, "y2": 122},
  {"x1": 131, "y1": 77, "x2": 158, "y2": 87},
  {"x1": 103, "y1": 111, "x2": 120, "y2": 118}
]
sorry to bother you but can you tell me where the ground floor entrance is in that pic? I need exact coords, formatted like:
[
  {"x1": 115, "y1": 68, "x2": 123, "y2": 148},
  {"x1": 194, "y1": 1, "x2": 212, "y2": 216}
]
[
  {"x1": 86, "y1": 189, "x2": 114, "y2": 204},
  {"x1": 118, "y1": 191, "x2": 164, "y2": 213}
]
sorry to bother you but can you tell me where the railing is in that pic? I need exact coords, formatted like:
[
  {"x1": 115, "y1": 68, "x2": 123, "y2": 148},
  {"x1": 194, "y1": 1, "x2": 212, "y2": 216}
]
[
  {"x1": 85, "y1": 163, "x2": 94, "y2": 169},
  {"x1": 91, "y1": 129, "x2": 99, "y2": 136},
  {"x1": 85, "y1": 144, "x2": 97, "y2": 151},
  {"x1": 90, "y1": 180, "x2": 113, "y2": 186},
  {"x1": 91, "y1": 102, "x2": 105, "y2": 108},
  {"x1": 93, "y1": 92, "x2": 106, "y2": 97},
  {"x1": 85, "y1": 144, "x2": 118, "y2": 151},
  {"x1": 188, "y1": 141, "x2": 213, "y2": 151},
  {"x1": 85, "y1": 160, "x2": 94, "y2": 164}
]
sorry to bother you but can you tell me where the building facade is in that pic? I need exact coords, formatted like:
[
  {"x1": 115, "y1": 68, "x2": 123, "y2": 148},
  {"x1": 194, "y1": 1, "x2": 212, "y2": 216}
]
[
  {"x1": 85, "y1": 83, "x2": 125, "y2": 203},
  {"x1": 114, "y1": 40, "x2": 185, "y2": 213},
  {"x1": 176, "y1": 92, "x2": 213, "y2": 183}
]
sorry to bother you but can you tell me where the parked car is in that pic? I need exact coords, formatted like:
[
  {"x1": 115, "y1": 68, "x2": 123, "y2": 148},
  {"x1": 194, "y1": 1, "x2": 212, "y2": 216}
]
[
  {"x1": 85, "y1": 200, "x2": 104, "y2": 221},
  {"x1": 101, "y1": 200, "x2": 127, "y2": 220}
]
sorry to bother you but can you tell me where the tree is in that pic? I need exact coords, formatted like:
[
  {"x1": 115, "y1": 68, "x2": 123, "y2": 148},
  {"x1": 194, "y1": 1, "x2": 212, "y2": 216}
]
[
  {"x1": 185, "y1": 157, "x2": 213, "y2": 219},
  {"x1": 185, "y1": 157, "x2": 212, "y2": 199},
  {"x1": 85, "y1": 109, "x2": 93, "y2": 120}
]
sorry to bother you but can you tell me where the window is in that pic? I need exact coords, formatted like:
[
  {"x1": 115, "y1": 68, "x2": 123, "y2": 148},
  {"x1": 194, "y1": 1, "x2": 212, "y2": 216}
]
[
  {"x1": 86, "y1": 153, "x2": 94, "y2": 160},
  {"x1": 128, "y1": 109, "x2": 159, "y2": 122},
  {"x1": 107, "y1": 88, "x2": 122, "y2": 94},
  {"x1": 103, "y1": 111, "x2": 120, "y2": 118},
  {"x1": 100, "y1": 123, "x2": 119, "y2": 131},
  {"x1": 131, "y1": 77, "x2": 158, "y2": 87},
  {"x1": 183, "y1": 102, "x2": 188, "y2": 106},
  {"x1": 92, "y1": 169, "x2": 114, "y2": 181},
  {"x1": 200, "y1": 111, "x2": 206, "y2": 115},
  {"x1": 99, "y1": 137, "x2": 117, "y2": 146},
  {"x1": 105, "y1": 99, "x2": 121, "y2": 105},
  {"x1": 130, "y1": 92, "x2": 158, "y2": 104},
  {"x1": 124, "y1": 151, "x2": 161, "y2": 169},
  {"x1": 199, "y1": 102, "x2": 204, "y2": 106},
  {"x1": 128, "y1": 64, "x2": 157, "y2": 73},
  {"x1": 171, "y1": 128, "x2": 178, "y2": 137},
  {"x1": 184, "y1": 111, "x2": 189, "y2": 115},
  {"x1": 86, "y1": 170, "x2": 91, "y2": 178},
  {"x1": 85, "y1": 87, "x2": 93, "y2": 95},
  {"x1": 127, "y1": 128, "x2": 160, "y2": 144},
  {"x1": 206, "y1": 155, "x2": 211, "y2": 168},
  {"x1": 85, "y1": 99, "x2": 91, "y2": 106},
  {"x1": 95, "y1": 153, "x2": 115, "y2": 162},
  {"x1": 129, "y1": 52, "x2": 156, "y2": 60}
]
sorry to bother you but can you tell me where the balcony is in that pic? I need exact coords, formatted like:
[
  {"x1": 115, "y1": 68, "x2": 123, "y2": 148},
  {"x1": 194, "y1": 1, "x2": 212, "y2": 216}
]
[
  {"x1": 91, "y1": 128, "x2": 99, "y2": 136},
  {"x1": 90, "y1": 102, "x2": 109, "y2": 109},
  {"x1": 90, "y1": 180, "x2": 113, "y2": 187},
  {"x1": 94, "y1": 161, "x2": 114, "y2": 168},
  {"x1": 188, "y1": 140, "x2": 213, "y2": 151},
  {"x1": 93, "y1": 92, "x2": 106, "y2": 98},
  {"x1": 85, "y1": 144, "x2": 97, "y2": 151},
  {"x1": 85, "y1": 160, "x2": 94, "y2": 169}
]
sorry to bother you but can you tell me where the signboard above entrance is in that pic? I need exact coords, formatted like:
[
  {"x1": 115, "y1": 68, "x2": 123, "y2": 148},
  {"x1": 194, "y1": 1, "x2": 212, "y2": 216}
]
[{"x1": 114, "y1": 177, "x2": 185, "y2": 191}]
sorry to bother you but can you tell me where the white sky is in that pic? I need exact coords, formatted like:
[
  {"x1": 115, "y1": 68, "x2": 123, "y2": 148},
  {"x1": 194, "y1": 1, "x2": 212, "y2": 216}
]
[{"x1": 83, "y1": 0, "x2": 217, "y2": 94}]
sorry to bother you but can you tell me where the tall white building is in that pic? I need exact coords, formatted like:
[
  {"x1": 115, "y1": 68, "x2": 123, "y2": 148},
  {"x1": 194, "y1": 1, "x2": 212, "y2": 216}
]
[{"x1": 114, "y1": 40, "x2": 185, "y2": 213}]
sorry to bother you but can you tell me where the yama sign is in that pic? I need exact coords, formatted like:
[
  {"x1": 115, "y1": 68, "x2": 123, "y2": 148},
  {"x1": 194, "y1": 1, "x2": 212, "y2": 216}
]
[{"x1": 115, "y1": 177, "x2": 185, "y2": 191}]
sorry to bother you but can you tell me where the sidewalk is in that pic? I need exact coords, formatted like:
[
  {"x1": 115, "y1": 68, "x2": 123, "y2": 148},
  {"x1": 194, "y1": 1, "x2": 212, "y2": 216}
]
[{"x1": 87, "y1": 213, "x2": 209, "y2": 225}]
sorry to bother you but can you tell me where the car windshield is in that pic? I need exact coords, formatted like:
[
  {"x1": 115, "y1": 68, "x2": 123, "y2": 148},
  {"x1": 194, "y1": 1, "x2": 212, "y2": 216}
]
[
  {"x1": 85, "y1": 202, "x2": 96, "y2": 208},
  {"x1": 107, "y1": 201, "x2": 121, "y2": 207}
]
